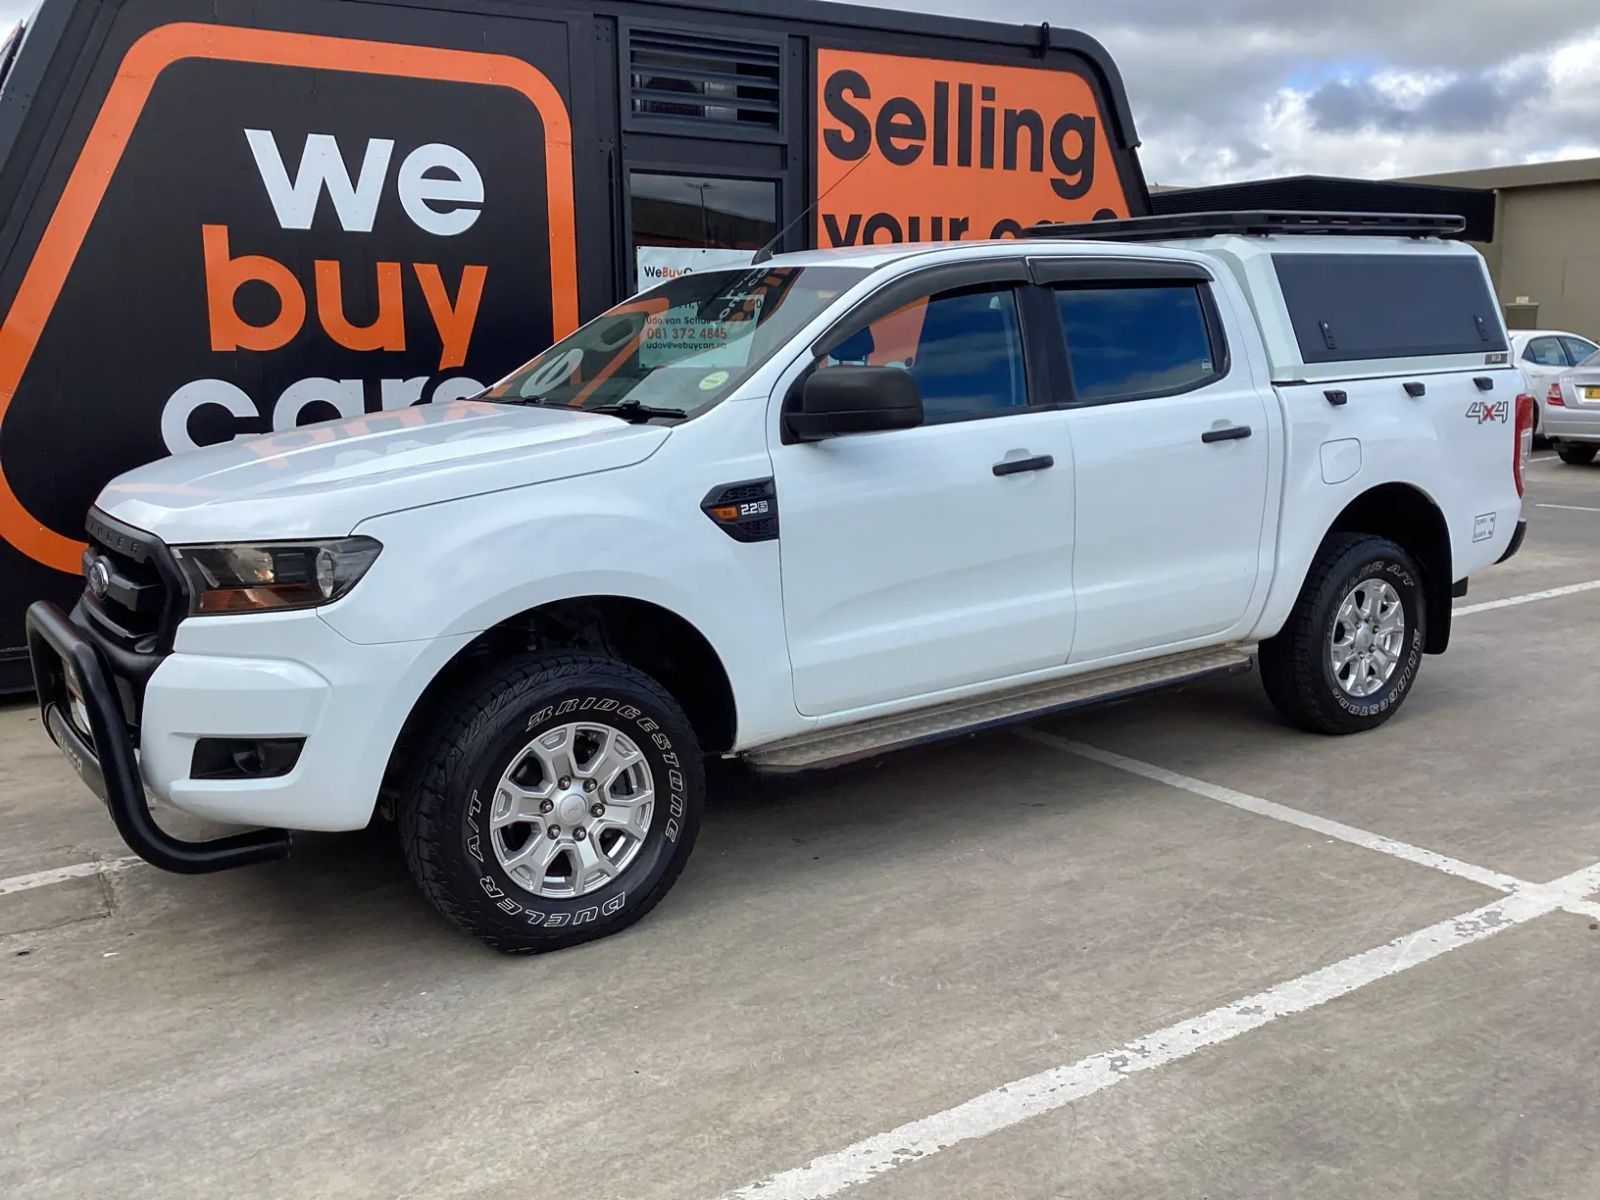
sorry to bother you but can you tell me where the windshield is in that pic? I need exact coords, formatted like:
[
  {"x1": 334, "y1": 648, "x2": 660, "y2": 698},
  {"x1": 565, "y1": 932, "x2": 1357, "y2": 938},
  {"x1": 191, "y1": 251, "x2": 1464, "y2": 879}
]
[{"x1": 484, "y1": 266, "x2": 868, "y2": 419}]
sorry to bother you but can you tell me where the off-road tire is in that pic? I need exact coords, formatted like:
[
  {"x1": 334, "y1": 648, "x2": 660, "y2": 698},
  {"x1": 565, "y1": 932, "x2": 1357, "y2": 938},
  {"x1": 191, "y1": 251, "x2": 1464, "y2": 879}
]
[
  {"x1": 398, "y1": 653, "x2": 703, "y2": 953},
  {"x1": 1260, "y1": 534, "x2": 1426, "y2": 735},
  {"x1": 1557, "y1": 443, "x2": 1598, "y2": 465}
]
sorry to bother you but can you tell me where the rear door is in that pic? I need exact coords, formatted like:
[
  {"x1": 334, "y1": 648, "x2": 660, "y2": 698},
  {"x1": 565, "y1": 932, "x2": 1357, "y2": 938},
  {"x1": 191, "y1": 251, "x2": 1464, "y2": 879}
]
[{"x1": 1032, "y1": 258, "x2": 1271, "y2": 663}]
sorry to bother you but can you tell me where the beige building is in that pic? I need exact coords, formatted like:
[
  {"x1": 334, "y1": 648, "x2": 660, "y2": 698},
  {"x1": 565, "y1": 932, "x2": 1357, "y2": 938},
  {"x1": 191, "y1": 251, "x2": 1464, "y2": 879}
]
[{"x1": 1401, "y1": 157, "x2": 1600, "y2": 338}]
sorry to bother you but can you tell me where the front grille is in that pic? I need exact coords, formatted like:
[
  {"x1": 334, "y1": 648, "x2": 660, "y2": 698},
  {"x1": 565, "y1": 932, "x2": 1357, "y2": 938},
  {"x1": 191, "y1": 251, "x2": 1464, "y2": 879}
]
[{"x1": 81, "y1": 509, "x2": 181, "y2": 652}]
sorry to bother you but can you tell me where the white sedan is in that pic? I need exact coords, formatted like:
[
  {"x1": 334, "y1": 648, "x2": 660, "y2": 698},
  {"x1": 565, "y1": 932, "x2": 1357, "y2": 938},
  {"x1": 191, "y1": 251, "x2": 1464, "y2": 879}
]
[{"x1": 1512, "y1": 329, "x2": 1599, "y2": 436}]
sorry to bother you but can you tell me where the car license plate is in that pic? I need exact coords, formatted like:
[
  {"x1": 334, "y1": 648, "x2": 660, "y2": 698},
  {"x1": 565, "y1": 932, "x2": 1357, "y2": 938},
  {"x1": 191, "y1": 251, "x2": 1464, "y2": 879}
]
[{"x1": 1583, "y1": 386, "x2": 1600, "y2": 400}]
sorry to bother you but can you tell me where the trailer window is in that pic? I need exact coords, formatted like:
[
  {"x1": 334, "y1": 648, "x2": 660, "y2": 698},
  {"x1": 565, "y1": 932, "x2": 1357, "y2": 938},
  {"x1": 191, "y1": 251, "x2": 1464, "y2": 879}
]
[
  {"x1": 630, "y1": 173, "x2": 778, "y2": 255},
  {"x1": 485, "y1": 266, "x2": 866, "y2": 419},
  {"x1": 1274, "y1": 252, "x2": 1508, "y2": 364}
]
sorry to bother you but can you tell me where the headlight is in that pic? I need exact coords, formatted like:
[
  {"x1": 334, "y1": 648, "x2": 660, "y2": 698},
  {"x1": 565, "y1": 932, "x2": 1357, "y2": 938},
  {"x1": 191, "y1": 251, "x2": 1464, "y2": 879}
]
[{"x1": 171, "y1": 537, "x2": 382, "y2": 615}]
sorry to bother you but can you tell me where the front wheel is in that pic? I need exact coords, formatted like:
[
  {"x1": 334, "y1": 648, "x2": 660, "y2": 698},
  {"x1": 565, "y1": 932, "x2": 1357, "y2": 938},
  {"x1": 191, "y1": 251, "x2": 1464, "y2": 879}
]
[
  {"x1": 1557, "y1": 443, "x2": 1598, "y2": 465},
  {"x1": 1260, "y1": 535, "x2": 1426, "y2": 735},
  {"x1": 398, "y1": 653, "x2": 704, "y2": 953}
]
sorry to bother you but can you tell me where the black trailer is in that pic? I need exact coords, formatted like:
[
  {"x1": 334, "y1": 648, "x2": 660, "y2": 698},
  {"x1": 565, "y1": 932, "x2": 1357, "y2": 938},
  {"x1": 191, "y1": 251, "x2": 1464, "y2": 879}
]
[{"x1": 0, "y1": 0, "x2": 1150, "y2": 688}]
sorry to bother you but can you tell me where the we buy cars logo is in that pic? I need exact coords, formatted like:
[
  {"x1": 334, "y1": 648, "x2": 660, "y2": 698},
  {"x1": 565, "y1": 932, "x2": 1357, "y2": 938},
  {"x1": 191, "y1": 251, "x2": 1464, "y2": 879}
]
[{"x1": 0, "y1": 23, "x2": 576, "y2": 575}]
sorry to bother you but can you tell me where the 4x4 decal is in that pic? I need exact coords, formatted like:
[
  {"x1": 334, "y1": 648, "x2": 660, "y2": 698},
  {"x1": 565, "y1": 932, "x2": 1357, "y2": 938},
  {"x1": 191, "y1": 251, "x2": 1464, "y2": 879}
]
[{"x1": 1466, "y1": 399, "x2": 1509, "y2": 424}]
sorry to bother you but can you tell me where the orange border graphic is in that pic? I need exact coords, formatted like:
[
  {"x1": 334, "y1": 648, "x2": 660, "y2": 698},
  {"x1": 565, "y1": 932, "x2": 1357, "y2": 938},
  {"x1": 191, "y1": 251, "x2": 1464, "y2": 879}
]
[{"x1": 0, "y1": 22, "x2": 579, "y2": 572}]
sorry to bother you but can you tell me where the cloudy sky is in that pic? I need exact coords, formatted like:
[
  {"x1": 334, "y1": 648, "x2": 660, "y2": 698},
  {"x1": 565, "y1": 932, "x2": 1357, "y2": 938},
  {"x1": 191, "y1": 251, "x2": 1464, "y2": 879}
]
[
  {"x1": 880, "y1": 0, "x2": 1600, "y2": 185},
  {"x1": 1, "y1": 0, "x2": 1595, "y2": 186}
]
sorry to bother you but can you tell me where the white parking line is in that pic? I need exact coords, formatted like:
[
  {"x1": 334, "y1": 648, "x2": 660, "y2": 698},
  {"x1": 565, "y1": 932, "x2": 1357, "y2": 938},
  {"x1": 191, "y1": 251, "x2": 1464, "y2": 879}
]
[
  {"x1": 1454, "y1": 578, "x2": 1600, "y2": 616},
  {"x1": 0, "y1": 855, "x2": 141, "y2": 897},
  {"x1": 1021, "y1": 732, "x2": 1600, "y2": 921},
  {"x1": 1535, "y1": 503, "x2": 1600, "y2": 513},
  {"x1": 1022, "y1": 732, "x2": 1520, "y2": 891},
  {"x1": 720, "y1": 732, "x2": 1600, "y2": 1199},
  {"x1": 720, "y1": 886, "x2": 1578, "y2": 1200}
]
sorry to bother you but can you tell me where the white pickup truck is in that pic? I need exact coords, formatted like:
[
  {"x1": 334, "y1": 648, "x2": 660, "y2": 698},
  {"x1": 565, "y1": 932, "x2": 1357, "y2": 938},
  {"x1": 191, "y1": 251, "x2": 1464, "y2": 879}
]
[{"x1": 28, "y1": 211, "x2": 1533, "y2": 952}]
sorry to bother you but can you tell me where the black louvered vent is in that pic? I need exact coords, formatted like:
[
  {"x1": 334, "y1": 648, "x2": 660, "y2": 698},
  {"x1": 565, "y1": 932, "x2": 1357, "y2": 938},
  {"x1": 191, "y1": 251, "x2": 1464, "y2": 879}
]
[{"x1": 628, "y1": 29, "x2": 782, "y2": 131}]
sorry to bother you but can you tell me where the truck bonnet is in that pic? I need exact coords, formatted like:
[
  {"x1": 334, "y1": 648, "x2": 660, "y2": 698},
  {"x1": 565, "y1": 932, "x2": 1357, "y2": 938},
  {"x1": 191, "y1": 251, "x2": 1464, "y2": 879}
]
[{"x1": 92, "y1": 400, "x2": 669, "y2": 544}]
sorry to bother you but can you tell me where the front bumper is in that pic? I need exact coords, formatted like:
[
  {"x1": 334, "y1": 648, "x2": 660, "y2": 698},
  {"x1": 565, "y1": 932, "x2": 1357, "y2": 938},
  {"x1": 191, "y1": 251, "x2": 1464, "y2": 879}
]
[
  {"x1": 26, "y1": 601, "x2": 290, "y2": 873},
  {"x1": 27, "y1": 599, "x2": 472, "y2": 873}
]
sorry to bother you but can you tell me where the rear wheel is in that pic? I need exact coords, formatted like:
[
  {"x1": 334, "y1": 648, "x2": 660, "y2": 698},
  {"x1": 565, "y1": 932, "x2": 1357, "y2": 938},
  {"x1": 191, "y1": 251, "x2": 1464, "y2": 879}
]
[
  {"x1": 1260, "y1": 535, "x2": 1426, "y2": 735},
  {"x1": 1557, "y1": 443, "x2": 1598, "y2": 465},
  {"x1": 398, "y1": 653, "x2": 703, "y2": 953}
]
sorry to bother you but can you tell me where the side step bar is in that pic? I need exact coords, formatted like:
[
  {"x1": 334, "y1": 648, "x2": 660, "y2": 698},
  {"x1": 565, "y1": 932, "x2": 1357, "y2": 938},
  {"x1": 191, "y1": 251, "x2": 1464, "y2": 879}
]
[{"x1": 747, "y1": 645, "x2": 1255, "y2": 773}]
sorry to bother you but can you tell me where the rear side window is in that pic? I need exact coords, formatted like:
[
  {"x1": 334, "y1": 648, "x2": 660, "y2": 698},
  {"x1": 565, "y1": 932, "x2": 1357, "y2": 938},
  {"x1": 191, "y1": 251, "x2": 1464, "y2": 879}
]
[
  {"x1": 1560, "y1": 336, "x2": 1598, "y2": 366},
  {"x1": 1524, "y1": 337, "x2": 1567, "y2": 367},
  {"x1": 1274, "y1": 253, "x2": 1507, "y2": 364},
  {"x1": 1054, "y1": 284, "x2": 1220, "y2": 403}
]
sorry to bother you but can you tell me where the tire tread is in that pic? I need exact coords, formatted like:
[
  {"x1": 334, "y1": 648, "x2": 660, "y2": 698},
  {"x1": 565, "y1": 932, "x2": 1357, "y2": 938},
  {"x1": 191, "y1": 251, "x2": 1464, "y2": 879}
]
[
  {"x1": 1260, "y1": 534, "x2": 1419, "y2": 736},
  {"x1": 397, "y1": 652, "x2": 699, "y2": 953}
]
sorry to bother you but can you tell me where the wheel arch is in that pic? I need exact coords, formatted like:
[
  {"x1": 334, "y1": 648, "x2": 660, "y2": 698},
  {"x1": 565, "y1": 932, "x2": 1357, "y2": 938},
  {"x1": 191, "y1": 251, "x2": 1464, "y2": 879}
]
[
  {"x1": 1322, "y1": 482, "x2": 1453, "y2": 654},
  {"x1": 379, "y1": 595, "x2": 738, "y2": 814}
]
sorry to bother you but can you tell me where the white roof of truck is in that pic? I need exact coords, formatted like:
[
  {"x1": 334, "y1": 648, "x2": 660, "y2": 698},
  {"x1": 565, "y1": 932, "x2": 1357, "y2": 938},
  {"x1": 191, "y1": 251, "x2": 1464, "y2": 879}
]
[{"x1": 767, "y1": 214, "x2": 1504, "y2": 386}]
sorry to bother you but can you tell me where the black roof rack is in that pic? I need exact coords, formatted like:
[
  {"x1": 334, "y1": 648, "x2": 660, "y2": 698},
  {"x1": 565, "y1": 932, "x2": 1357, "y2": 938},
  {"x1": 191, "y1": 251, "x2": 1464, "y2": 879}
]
[{"x1": 1023, "y1": 210, "x2": 1468, "y2": 242}]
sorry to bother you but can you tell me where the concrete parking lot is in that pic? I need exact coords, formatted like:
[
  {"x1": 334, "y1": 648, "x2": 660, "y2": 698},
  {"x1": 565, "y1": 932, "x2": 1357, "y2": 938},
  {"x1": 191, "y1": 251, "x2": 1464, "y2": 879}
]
[{"x1": 4, "y1": 455, "x2": 1599, "y2": 1200}]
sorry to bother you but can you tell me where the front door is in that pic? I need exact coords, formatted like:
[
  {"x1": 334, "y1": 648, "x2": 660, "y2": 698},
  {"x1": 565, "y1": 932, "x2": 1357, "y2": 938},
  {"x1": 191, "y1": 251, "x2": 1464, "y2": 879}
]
[
  {"x1": 1043, "y1": 272, "x2": 1271, "y2": 663},
  {"x1": 772, "y1": 272, "x2": 1076, "y2": 717}
]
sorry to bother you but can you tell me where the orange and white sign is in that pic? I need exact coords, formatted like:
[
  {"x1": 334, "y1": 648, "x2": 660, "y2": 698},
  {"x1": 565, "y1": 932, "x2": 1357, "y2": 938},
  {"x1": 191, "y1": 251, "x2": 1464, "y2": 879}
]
[{"x1": 815, "y1": 48, "x2": 1131, "y2": 247}]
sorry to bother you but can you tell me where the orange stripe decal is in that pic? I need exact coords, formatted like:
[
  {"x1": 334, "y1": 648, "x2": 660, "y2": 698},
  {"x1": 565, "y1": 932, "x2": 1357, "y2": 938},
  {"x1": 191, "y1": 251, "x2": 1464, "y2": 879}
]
[{"x1": 0, "y1": 22, "x2": 579, "y2": 572}]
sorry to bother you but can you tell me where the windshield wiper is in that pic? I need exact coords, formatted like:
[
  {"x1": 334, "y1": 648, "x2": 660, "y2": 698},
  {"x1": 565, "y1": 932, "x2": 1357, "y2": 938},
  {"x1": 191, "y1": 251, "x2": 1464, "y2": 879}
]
[{"x1": 589, "y1": 399, "x2": 688, "y2": 423}]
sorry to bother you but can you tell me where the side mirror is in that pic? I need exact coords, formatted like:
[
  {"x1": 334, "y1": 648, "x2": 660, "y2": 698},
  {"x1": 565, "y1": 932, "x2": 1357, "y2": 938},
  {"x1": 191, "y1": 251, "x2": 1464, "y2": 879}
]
[{"x1": 786, "y1": 366, "x2": 924, "y2": 442}]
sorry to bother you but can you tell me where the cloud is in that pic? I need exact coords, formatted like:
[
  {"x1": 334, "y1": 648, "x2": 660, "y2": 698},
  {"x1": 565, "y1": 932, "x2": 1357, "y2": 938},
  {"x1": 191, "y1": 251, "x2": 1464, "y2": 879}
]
[
  {"x1": 866, "y1": 0, "x2": 1600, "y2": 184},
  {"x1": 1305, "y1": 66, "x2": 1549, "y2": 135}
]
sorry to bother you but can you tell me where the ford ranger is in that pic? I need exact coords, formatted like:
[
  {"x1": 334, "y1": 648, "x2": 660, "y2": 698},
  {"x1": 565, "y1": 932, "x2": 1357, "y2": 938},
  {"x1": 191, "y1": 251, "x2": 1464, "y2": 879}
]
[{"x1": 28, "y1": 211, "x2": 1534, "y2": 951}]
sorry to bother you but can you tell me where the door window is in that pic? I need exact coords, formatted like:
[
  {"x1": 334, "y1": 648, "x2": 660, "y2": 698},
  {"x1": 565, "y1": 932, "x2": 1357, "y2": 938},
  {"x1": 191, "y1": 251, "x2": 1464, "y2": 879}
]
[
  {"x1": 1054, "y1": 284, "x2": 1221, "y2": 403},
  {"x1": 1523, "y1": 336, "x2": 1567, "y2": 367},
  {"x1": 821, "y1": 285, "x2": 1030, "y2": 424},
  {"x1": 630, "y1": 172, "x2": 778, "y2": 253},
  {"x1": 1560, "y1": 336, "x2": 1599, "y2": 366}
]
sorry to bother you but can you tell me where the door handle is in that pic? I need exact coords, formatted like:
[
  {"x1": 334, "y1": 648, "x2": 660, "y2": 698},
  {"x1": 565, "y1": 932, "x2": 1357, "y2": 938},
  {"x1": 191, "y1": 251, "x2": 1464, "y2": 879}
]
[
  {"x1": 1201, "y1": 425, "x2": 1252, "y2": 444},
  {"x1": 993, "y1": 454, "x2": 1054, "y2": 476}
]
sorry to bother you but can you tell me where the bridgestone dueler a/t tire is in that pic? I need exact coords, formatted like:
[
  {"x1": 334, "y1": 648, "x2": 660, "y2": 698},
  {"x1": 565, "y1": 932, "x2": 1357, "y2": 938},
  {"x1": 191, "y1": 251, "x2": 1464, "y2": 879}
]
[
  {"x1": 398, "y1": 653, "x2": 703, "y2": 953},
  {"x1": 1260, "y1": 534, "x2": 1426, "y2": 736}
]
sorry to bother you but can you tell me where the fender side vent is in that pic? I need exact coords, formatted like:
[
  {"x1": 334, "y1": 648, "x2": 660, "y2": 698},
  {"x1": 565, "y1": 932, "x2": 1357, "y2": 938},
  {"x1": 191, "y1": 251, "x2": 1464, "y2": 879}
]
[{"x1": 702, "y1": 479, "x2": 779, "y2": 543}]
